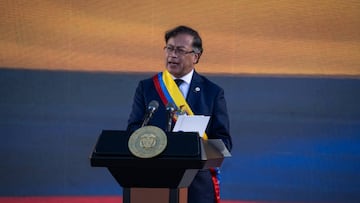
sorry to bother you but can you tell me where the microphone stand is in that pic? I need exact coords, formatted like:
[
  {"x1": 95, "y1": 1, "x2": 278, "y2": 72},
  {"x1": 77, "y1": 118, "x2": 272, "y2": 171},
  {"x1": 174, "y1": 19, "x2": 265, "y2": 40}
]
[
  {"x1": 141, "y1": 111, "x2": 153, "y2": 127},
  {"x1": 166, "y1": 110, "x2": 174, "y2": 132},
  {"x1": 166, "y1": 103, "x2": 177, "y2": 132}
]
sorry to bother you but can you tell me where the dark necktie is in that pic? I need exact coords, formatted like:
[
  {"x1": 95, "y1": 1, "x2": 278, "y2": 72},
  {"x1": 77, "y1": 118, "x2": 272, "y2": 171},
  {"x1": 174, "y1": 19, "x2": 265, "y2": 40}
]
[{"x1": 174, "y1": 79, "x2": 184, "y2": 87}]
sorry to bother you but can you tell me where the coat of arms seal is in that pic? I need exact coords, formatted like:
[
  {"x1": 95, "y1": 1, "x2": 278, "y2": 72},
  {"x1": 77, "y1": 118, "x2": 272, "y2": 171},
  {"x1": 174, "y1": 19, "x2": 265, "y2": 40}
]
[{"x1": 128, "y1": 126, "x2": 167, "y2": 158}]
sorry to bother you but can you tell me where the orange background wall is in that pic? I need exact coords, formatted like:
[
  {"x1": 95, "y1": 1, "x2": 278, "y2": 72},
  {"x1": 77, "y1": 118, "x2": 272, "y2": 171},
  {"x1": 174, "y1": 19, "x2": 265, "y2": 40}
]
[{"x1": 1, "y1": 0, "x2": 359, "y2": 76}]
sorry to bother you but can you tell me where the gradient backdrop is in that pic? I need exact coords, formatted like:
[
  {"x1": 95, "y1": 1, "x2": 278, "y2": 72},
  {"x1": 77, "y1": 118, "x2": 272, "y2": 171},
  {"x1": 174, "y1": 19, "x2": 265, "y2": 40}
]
[{"x1": 1, "y1": 1, "x2": 360, "y2": 203}]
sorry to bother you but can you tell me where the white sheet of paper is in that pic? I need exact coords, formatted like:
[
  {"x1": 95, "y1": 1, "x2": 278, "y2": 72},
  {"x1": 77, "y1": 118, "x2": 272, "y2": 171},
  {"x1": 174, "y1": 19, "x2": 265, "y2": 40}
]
[{"x1": 172, "y1": 115, "x2": 210, "y2": 137}]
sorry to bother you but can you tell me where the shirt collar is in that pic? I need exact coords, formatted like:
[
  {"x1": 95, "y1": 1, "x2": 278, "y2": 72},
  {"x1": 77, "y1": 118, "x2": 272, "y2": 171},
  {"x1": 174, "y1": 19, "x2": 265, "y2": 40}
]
[{"x1": 171, "y1": 69, "x2": 194, "y2": 85}]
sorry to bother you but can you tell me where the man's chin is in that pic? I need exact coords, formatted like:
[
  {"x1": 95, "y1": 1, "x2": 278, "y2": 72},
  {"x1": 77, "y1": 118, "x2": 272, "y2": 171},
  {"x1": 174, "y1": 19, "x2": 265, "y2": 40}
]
[{"x1": 167, "y1": 66, "x2": 180, "y2": 75}]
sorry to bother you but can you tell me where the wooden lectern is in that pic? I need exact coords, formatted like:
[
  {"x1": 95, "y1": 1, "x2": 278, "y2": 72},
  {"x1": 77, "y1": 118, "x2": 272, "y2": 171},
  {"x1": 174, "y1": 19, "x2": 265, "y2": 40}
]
[{"x1": 90, "y1": 130, "x2": 230, "y2": 203}]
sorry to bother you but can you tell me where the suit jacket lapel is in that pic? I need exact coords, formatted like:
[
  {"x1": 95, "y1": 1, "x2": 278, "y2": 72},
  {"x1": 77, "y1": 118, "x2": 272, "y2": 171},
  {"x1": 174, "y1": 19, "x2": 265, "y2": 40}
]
[{"x1": 186, "y1": 71, "x2": 203, "y2": 113}]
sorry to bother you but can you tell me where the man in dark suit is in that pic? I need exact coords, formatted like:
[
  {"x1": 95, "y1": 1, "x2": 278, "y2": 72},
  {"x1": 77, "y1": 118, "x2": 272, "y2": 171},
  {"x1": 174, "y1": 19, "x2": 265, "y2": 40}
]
[{"x1": 127, "y1": 25, "x2": 232, "y2": 203}]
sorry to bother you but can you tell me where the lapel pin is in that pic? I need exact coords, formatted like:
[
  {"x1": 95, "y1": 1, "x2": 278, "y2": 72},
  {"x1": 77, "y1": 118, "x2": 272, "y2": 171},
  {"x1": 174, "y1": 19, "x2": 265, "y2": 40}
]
[{"x1": 195, "y1": 87, "x2": 200, "y2": 92}]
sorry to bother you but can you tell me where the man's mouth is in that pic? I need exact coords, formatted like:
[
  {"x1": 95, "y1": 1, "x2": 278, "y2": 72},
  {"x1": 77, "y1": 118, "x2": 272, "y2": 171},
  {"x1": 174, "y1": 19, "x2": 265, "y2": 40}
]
[{"x1": 168, "y1": 61, "x2": 179, "y2": 65}]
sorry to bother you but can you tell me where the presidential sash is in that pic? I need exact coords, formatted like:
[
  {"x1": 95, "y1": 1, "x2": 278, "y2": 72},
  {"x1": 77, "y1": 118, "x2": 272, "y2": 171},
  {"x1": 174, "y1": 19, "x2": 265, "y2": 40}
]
[{"x1": 153, "y1": 70, "x2": 209, "y2": 138}]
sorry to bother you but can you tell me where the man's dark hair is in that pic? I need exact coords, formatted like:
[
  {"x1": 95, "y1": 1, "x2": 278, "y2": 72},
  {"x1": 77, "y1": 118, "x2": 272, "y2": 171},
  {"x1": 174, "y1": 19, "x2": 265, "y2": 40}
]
[{"x1": 165, "y1": 25, "x2": 203, "y2": 55}]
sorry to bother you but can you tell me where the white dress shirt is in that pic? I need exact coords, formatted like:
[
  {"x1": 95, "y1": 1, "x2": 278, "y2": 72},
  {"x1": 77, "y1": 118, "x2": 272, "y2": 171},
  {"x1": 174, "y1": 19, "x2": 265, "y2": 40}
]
[{"x1": 172, "y1": 69, "x2": 194, "y2": 98}]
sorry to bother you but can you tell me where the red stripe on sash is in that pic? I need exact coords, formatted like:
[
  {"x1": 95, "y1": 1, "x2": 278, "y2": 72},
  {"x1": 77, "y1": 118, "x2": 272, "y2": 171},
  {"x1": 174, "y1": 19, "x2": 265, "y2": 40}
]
[
  {"x1": 153, "y1": 75, "x2": 168, "y2": 106},
  {"x1": 210, "y1": 168, "x2": 221, "y2": 203}
]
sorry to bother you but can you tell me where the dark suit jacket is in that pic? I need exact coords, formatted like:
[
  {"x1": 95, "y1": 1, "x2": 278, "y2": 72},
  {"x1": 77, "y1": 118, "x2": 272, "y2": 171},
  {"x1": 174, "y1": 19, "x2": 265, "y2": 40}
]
[{"x1": 127, "y1": 70, "x2": 232, "y2": 203}]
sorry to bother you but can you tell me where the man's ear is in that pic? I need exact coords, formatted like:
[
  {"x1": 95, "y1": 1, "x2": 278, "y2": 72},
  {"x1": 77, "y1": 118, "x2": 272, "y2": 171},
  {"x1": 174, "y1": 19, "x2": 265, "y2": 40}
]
[{"x1": 193, "y1": 53, "x2": 201, "y2": 64}]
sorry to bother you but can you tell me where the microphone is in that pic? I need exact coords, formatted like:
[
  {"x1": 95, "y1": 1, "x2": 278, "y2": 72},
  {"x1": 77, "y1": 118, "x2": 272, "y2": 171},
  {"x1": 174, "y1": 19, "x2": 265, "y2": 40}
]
[
  {"x1": 141, "y1": 100, "x2": 159, "y2": 127},
  {"x1": 166, "y1": 102, "x2": 177, "y2": 132}
]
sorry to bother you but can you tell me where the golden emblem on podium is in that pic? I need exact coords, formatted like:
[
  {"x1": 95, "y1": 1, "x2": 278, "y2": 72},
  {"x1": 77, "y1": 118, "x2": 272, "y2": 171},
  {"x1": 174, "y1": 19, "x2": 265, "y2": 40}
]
[{"x1": 128, "y1": 126, "x2": 167, "y2": 158}]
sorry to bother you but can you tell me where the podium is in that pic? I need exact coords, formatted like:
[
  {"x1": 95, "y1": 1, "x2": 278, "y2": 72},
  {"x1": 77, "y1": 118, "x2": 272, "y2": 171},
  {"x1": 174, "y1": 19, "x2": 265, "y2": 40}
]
[{"x1": 90, "y1": 129, "x2": 230, "y2": 203}]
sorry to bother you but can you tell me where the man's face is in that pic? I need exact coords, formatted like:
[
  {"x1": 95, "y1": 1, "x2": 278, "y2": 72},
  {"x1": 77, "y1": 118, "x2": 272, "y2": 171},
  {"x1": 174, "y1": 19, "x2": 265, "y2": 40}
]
[{"x1": 164, "y1": 34, "x2": 199, "y2": 78}]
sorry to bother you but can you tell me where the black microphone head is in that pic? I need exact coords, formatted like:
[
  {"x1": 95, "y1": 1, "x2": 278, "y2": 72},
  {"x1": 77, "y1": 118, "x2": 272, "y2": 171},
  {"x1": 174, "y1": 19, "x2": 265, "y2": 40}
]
[
  {"x1": 148, "y1": 100, "x2": 159, "y2": 112},
  {"x1": 142, "y1": 100, "x2": 159, "y2": 127},
  {"x1": 166, "y1": 102, "x2": 177, "y2": 112}
]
